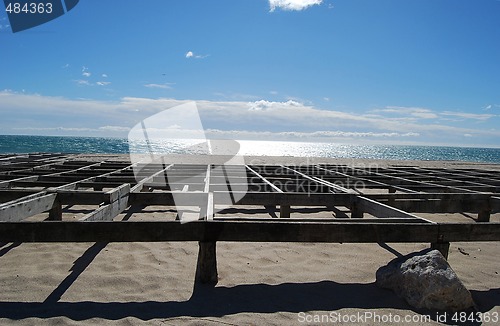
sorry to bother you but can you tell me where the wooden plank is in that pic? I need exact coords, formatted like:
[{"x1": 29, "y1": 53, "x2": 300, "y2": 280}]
[
  {"x1": 438, "y1": 223, "x2": 500, "y2": 242},
  {"x1": 0, "y1": 193, "x2": 57, "y2": 222},
  {"x1": 214, "y1": 192, "x2": 353, "y2": 206},
  {"x1": 130, "y1": 164, "x2": 172, "y2": 192},
  {"x1": 245, "y1": 165, "x2": 283, "y2": 192},
  {"x1": 0, "y1": 176, "x2": 39, "y2": 188},
  {"x1": 213, "y1": 217, "x2": 432, "y2": 224},
  {"x1": 0, "y1": 220, "x2": 442, "y2": 243},
  {"x1": 129, "y1": 192, "x2": 208, "y2": 206},
  {"x1": 356, "y1": 196, "x2": 433, "y2": 222},
  {"x1": 0, "y1": 189, "x2": 41, "y2": 202},
  {"x1": 48, "y1": 190, "x2": 109, "y2": 205},
  {"x1": 79, "y1": 184, "x2": 130, "y2": 222}
]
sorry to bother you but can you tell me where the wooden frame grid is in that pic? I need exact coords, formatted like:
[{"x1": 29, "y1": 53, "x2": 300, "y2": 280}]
[{"x1": 1, "y1": 154, "x2": 499, "y2": 284}]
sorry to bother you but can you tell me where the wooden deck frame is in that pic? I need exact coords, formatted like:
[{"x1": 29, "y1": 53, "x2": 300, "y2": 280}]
[{"x1": 1, "y1": 154, "x2": 499, "y2": 284}]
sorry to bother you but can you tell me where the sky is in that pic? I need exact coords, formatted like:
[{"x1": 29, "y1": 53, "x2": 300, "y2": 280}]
[{"x1": 0, "y1": 0, "x2": 499, "y2": 147}]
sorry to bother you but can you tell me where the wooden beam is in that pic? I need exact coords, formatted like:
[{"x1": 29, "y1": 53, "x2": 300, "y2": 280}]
[
  {"x1": 0, "y1": 193, "x2": 57, "y2": 222},
  {"x1": 128, "y1": 192, "x2": 208, "y2": 206},
  {"x1": 0, "y1": 220, "x2": 443, "y2": 243},
  {"x1": 356, "y1": 196, "x2": 434, "y2": 222},
  {"x1": 245, "y1": 165, "x2": 283, "y2": 192},
  {"x1": 79, "y1": 184, "x2": 130, "y2": 222},
  {"x1": 130, "y1": 163, "x2": 172, "y2": 193},
  {"x1": 438, "y1": 223, "x2": 500, "y2": 242}
]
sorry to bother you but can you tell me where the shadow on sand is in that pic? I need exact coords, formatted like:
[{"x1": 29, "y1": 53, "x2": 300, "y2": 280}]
[{"x1": 0, "y1": 241, "x2": 497, "y2": 325}]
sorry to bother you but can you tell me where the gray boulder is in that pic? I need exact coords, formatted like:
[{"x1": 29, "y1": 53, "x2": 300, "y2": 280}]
[{"x1": 376, "y1": 249, "x2": 475, "y2": 312}]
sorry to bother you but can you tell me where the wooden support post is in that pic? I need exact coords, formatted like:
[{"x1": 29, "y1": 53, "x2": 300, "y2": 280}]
[
  {"x1": 431, "y1": 242, "x2": 450, "y2": 260},
  {"x1": 388, "y1": 187, "x2": 396, "y2": 206},
  {"x1": 195, "y1": 241, "x2": 218, "y2": 285},
  {"x1": 280, "y1": 205, "x2": 290, "y2": 218},
  {"x1": 47, "y1": 200, "x2": 62, "y2": 221},
  {"x1": 351, "y1": 201, "x2": 363, "y2": 218},
  {"x1": 478, "y1": 210, "x2": 490, "y2": 222}
]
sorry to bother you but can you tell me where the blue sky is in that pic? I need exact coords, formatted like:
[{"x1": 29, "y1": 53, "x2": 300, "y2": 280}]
[{"x1": 1, "y1": 0, "x2": 499, "y2": 147}]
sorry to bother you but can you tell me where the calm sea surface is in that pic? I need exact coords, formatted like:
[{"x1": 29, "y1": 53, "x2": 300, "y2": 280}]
[{"x1": 1, "y1": 135, "x2": 499, "y2": 164}]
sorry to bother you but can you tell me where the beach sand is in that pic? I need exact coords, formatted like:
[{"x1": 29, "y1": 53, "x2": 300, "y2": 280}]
[{"x1": 0, "y1": 155, "x2": 499, "y2": 325}]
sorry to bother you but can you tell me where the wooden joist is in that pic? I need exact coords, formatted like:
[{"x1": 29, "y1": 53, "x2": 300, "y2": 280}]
[
  {"x1": 0, "y1": 220, "x2": 498, "y2": 243},
  {"x1": 0, "y1": 193, "x2": 57, "y2": 222}
]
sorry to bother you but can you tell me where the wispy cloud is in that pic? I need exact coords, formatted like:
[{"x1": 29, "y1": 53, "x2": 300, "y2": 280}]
[
  {"x1": 81, "y1": 66, "x2": 91, "y2": 77},
  {"x1": 376, "y1": 106, "x2": 439, "y2": 119},
  {"x1": 441, "y1": 111, "x2": 495, "y2": 121},
  {"x1": 144, "y1": 83, "x2": 174, "y2": 90},
  {"x1": 269, "y1": 0, "x2": 323, "y2": 12},
  {"x1": 96, "y1": 81, "x2": 111, "y2": 86},
  {"x1": 74, "y1": 79, "x2": 91, "y2": 86},
  {"x1": 185, "y1": 51, "x2": 209, "y2": 59},
  {"x1": 1, "y1": 90, "x2": 499, "y2": 146}
]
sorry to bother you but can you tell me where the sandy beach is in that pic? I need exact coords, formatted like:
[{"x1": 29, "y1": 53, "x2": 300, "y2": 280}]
[{"x1": 0, "y1": 155, "x2": 499, "y2": 325}]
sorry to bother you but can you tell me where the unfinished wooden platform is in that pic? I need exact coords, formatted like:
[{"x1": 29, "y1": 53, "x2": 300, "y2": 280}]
[{"x1": 1, "y1": 153, "x2": 499, "y2": 284}]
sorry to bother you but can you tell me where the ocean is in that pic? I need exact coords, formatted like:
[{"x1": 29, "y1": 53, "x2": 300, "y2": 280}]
[{"x1": 0, "y1": 135, "x2": 499, "y2": 164}]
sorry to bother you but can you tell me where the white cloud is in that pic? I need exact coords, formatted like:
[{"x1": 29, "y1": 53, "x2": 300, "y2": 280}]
[
  {"x1": 74, "y1": 79, "x2": 91, "y2": 85},
  {"x1": 96, "y1": 81, "x2": 111, "y2": 86},
  {"x1": 378, "y1": 106, "x2": 439, "y2": 119},
  {"x1": 441, "y1": 111, "x2": 495, "y2": 121},
  {"x1": 144, "y1": 83, "x2": 173, "y2": 90},
  {"x1": 1, "y1": 90, "x2": 499, "y2": 145},
  {"x1": 269, "y1": 0, "x2": 323, "y2": 12},
  {"x1": 185, "y1": 51, "x2": 209, "y2": 59},
  {"x1": 102, "y1": 74, "x2": 108, "y2": 78},
  {"x1": 82, "y1": 66, "x2": 91, "y2": 77}
]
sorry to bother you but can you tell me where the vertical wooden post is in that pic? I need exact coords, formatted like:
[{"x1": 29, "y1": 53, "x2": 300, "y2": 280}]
[
  {"x1": 280, "y1": 205, "x2": 290, "y2": 218},
  {"x1": 351, "y1": 201, "x2": 363, "y2": 218},
  {"x1": 431, "y1": 242, "x2": 450, "y2": 260},
  {"x1": 388, "y1": 187, "x2": 396, "y2": 207},
  {"x1": 195, "y1": 241, "x2": 218, "y2": 285},
  {"x1": 477, "y1": 210, "x2": 490, "y2": 222},
  {"x1": 47, "y1": 200, "x2": 62, "y2": 221}
]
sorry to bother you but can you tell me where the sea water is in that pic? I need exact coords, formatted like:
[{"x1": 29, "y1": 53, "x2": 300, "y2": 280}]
[{"x1": 0, "y1": 135, "x2": 499, "y2": 164}]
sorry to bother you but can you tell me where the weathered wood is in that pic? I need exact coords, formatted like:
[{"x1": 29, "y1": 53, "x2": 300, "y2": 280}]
[
  {"x1": 47, "y1": 199, "x2": 62, "y2": 221},
  {"x1": 0, "y1": 176, "x2": 39, "y2": 189},
  {"x1": 0, "y1": 221, "x2": 442, "y2": 243},
  {"x1": 280, "y1": 205, "x2": 290, "y2": 218},
  {"x1": 195, "y1": 241, "x2": 218, "y2": 285},
  {"x1": 129, "y1": 192, "x2": 208, "y2": 206},
  {"x1": 130, "y1": 164, "x2": 172, "y2": 192},
  {"x1": 438, "y1": 223, "x2": 500, "y2": 242},
  {"x1": 356, "y1": 196, "x2": 432, "y2": 222},
  {"x1": 217, "y1": 192, "x2": 353, "y2": 207},
  {"x1": 79, "y1": 184, "x2": 130, "y2": 222},
  {"x1": 245, "y1": 165, "x2": 283, "y2": 192},
  {"x1": 0, "y1": 193, "x2": 57, "y2": 222},
  {"x1": 431, "y1": 242, "x2": 450, "y2": 259}
]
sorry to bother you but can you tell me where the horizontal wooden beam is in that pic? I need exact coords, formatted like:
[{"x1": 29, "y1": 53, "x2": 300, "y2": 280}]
[
  {"x1": 214, "y1": 192, "x2": 353, "y2": 206},
  {"x1": 0, "y1": 220, "x2": 440, "y2": 243},
  {"x1": 438, "y1": 223, "x2": 500, "y2": 242},
  {"x1": 128, "y1": 192, "x2": 208, "y2": 206},
  {"x1": 356, "y1": 196, "x2": 431, "y2": 221},
  {"x1": 0, "y1": 193, "x2": 57, "y2": 222},
  {"x1": 80, "y1": 184, "x2": 131, "y2": 222}
]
